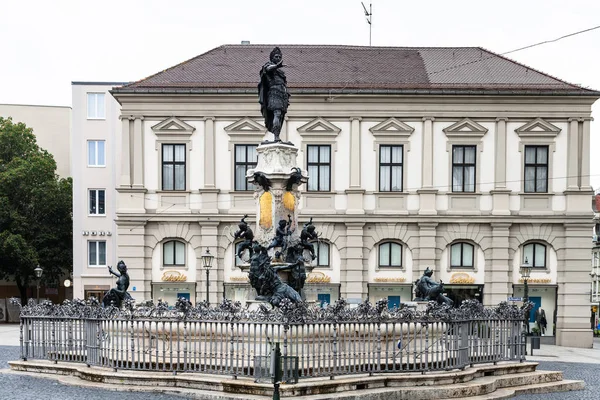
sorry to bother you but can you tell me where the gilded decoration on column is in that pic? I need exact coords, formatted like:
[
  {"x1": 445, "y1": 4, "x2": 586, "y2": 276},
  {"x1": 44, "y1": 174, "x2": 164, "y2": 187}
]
[{"x1": 259, "y1": 192, "x2": 273, "y2": 229}]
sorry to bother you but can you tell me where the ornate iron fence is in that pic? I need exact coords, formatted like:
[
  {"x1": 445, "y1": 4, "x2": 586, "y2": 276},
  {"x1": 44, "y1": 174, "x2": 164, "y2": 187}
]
[{"x1": 14, "y1": 298, "x2": 526, "y2": 379}]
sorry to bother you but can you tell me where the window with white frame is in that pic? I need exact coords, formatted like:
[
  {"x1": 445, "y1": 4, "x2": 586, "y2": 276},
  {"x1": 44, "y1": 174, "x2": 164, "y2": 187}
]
[
  {"x1": 307, "y1": 145, "x2": 331, "y2": 191},
  {"x1": 523, "y1": 243, "x2": 546, "y2": 268},
  {"x1": 163, "y1": 240, "x2": 185, "y2": 266},
  {"x1": 234, "y1": 144, "x2": 258, "y2": 191},
  {"x1": 450, "y1": 242, "x2": 474, "y2": 268},
  {"x1": 88, "y1": 189, "x2": 105, "y2": 215},
  {"x1": 379, "y1": 145, "x2": 403, "y2": 192},
  {"x1": 524, "y1": 146, "x2": 548, "y2": 193},
  {"x1": 87, "y1": 93, "x2": 106, "y2": 119},
  {"x1": 162, "y1": 144, "x2": 186, "y2": 191},
  {"x1": 87, "y1": 140, "x2": 105, "y2": 167},
  {"x1": 378, "y1": 242, "x2": 402, "y2": 268},
  {"x1": 88, "y1": 241, "x2": 106, "y2": 266},
  {"x1": 311, "y1": 241, "x2": 330, "y2": 267},
  {"x1": 452, "y1": 145, "x2": 476, "y2": 192}
]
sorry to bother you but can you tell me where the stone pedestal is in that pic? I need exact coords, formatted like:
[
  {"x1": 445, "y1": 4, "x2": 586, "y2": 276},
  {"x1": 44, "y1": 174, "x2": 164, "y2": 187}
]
[{"x1": 247, "y1": 141, "x2": 308, "y2": 247}]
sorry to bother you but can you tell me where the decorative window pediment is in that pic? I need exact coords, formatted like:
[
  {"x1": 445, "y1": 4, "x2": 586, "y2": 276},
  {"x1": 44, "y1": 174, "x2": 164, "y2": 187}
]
[
  {"x1": 369, "y1": 118, "x2": 414, "y2": 138},
  {"x1": 225, "y1": 117, "x2": 267, "y2": 134},
  {"x1": 443, "y1": 118, "x2": 488, "y2": 138},
  {"x1": 152, "y1": 117, "x2": 195, "y2": 136},
  {"x1": 297, "y1": 117, "x2": 341, "y2": 137},
  {"x1": 225, "y1": 117, "x2": 267, "y2": 146},
  {"x1": 515, "y1": 118, "x2": 561, "y2": 138}
]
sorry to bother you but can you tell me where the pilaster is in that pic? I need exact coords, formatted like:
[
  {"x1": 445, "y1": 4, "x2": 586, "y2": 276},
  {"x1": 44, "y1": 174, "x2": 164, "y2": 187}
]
[
  {"x1": 555, "y1": 223, "x2": 594, "y2": 348},
  {"x1": 132, "y1": 117, "x2": 144, "y2": 189},
  {"x1": 115, "y1": 220, "x2": 149, "y2": 302},
  {"x1": 494, "y1": 118, "x2": 508, "y2": 189},
  {"x1": 485, "y1": 222, "x2": 512, "y2": 306},
  {"x1": 421, "y1": 117, "x2": 434, "y2": 188},
  {"x1": 119, "y1": 116, "x2": 132, "y2": 187},
  {"x1": 566, "y1": 118, "x2": 579, "y2": 190},
  {"x1": 342, "y1": 222, "x2": 366, "y2": 302},
  {"x1": 346, "y1": 117, "x2": 365, "y2": 214},
  {"x1": 580, "y1": 117, "x2": 592, "y2": 191},
  {"x1": 199, "y1": 117, "x2": 220, "y2": 213},
  {"x1": 200, "y1": 221, "x2": 221, "y2": 305},
  {"x1": 416, "y1": 222, "x2": 438, "y2": 280}
]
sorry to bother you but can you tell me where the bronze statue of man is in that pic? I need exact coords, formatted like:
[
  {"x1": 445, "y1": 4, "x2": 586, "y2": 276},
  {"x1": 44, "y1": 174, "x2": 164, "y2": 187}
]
[{"x1": 258, "y1": 47, "x2": 289, "y2": 142}]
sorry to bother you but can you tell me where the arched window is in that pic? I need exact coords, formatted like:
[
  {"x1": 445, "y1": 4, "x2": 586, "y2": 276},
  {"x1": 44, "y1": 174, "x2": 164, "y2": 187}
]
[
  {"x1": 450, "y1": 242, "x2": 474, "y2": 268},
  {"x1": 163, "y1": 240, "x2": 185, "y2": 266},
  {"x1": 378, "y1": 242, "x2": 402, "y2": 267},
  {"x1": 311, "y1": 242, "x2": 330, "y2": 267},
  {"x1": 523, "y1": 243, "x2": 546, "y2": 268}
]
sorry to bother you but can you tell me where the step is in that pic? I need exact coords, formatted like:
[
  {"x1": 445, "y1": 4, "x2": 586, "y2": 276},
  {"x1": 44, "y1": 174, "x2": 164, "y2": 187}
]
[{"x1": 441, "y1": 379, "x2": 585, "y2": 400}]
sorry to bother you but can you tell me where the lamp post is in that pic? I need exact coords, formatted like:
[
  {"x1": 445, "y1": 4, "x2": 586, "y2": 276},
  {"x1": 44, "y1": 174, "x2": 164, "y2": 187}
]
[
  {"x1": 201, "y1": 248, "x2": 214, "y2": 306},
  {"x1": 519, "y1": 257, "x2": 532, "y2": 335},
  {"x1": 34, "y1": 265, "x2": 43, "y2": 304}
]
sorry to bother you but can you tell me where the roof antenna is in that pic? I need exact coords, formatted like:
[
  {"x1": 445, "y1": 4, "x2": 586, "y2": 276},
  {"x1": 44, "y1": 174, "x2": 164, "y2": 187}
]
[{"x1": 361, "y1": 2, "x2": 372, "y2": 46}]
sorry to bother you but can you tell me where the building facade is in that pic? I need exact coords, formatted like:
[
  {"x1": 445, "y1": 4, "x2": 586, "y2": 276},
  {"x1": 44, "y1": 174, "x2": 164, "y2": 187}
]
[
  {"x1": 95, "y1": 45, "x2": 598, "y2": 347},
  {"x1": 72, "y1": 82, "x2": 127, "y2": 301}
]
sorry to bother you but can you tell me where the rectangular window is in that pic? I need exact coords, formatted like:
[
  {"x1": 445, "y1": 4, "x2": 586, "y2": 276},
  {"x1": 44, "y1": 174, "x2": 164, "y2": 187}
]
[
  {"x1": 88, "y1": 189, "x2": 106, "y2": 215},
  {"x1": 162, "y1": 144, "x2": 186, "y2": 191},
  {"x1": 452, "y1": 145, "x2": 476, "y2": 192},
  {"x1": 450, "y1": 243, "x2": 474, "y2": 268},
  {"x1": 379, "y1": 242, "x2": 402, "y2": 267},
  {"x1": 87, "y1": 93, "x2": 106, "y2": 119},
  {"x1": 307, "y1": 145, "x2": 331, "y2": 191},
  {"x1": 524, "y1": 146, "x2": 548, "y2": 193},
  {"x1": 87, "y1": 140, "x2": 106, "y2": 167},
  {"x1": 379, "y1": 145, "x2": 403, "y2": 192},
  {"x1": 88, "y1": 241, "x2": 106, "y2": 266},
  {"x1": 234, "y1": 144, "x2": 258, "y2": 191},
  {"x1": 312, "y1": 242, "x2": 330, "y2": 267},
  {"x1": 163, "y1": 241, "x2": 185, "y2": 266}
]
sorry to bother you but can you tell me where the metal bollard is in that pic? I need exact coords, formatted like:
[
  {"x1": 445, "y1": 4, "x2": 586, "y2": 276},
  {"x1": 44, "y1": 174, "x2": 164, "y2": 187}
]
[{"x1": 270, "y1": 342, "x2": 282, "y2": 400}]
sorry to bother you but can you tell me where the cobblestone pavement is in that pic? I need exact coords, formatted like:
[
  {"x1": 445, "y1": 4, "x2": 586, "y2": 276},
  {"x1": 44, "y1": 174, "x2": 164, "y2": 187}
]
[
  {"x1": 1, "y1": 345, "x2": 599, "y2": 399},
  {"x1": 0, "y1": 346, "x2": 183, "y2": 400}
]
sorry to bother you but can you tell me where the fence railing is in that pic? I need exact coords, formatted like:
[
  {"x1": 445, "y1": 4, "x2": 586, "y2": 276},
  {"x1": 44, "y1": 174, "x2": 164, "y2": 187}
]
[{"x1": 19, "y1": 312, "x2": 526, "y2": 380}]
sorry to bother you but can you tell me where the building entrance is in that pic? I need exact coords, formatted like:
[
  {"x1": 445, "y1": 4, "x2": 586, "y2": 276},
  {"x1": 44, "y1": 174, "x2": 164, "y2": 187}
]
[{"x1": 443, "y1": 285, "x2": 483, "y2": 307}]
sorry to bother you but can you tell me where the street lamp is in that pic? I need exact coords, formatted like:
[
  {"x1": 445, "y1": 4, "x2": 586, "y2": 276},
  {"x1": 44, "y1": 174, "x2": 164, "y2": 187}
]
[
  {"x1": 519, "y1": 257, "x2": 532, "y2": 334},
  {"x1": 34, "y1": 265, "x2": 43, "y2": 304},
  {"x1": 201, "y1": 248, "x2": 214, "y2": 306}
]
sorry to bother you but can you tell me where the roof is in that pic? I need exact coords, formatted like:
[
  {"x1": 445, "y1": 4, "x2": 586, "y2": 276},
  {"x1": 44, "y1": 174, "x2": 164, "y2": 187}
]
[{"x1": 113, "y1": 45, "x2": 600, "y2": 96}]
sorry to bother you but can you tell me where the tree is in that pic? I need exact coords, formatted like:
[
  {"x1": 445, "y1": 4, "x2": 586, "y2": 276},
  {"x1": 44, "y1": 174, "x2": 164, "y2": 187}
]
[{"x1": 0, "y1": 117, "x2": 73, "y2": 304}]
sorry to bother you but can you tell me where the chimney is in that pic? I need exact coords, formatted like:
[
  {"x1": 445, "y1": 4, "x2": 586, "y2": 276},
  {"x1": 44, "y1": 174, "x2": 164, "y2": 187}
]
[{"x1": 241, "y1": 40, "x2": 250, "y2": 45}]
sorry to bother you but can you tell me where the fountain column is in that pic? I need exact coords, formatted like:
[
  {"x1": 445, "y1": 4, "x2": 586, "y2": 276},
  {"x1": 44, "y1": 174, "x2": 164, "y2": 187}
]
[{"x1": 248, "y1": 142, "x2": 308, "y2": 247}]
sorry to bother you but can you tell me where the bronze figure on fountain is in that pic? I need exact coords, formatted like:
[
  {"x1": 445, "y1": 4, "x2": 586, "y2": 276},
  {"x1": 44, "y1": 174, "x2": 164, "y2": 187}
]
[
  {"x1": 414, "y1": 267, "x2": 454, "y2": 306},
  {"x1": 234, "y1": 214, "x2": 255, "y2": 261},
  {"x1": 102, "y1": 261, "x2": 133, "y2": 308},
  {"x1": 258, "y1": 47, "x2": 290, "y2": 143}
]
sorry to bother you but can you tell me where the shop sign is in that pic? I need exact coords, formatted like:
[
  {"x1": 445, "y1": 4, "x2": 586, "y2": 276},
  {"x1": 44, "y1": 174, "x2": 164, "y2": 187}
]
[
  {"x1": 518, "y1": 278, "x2": 552, "y2": 284},
  {"x1": 307, "y1": 271, "x2": 331, "y2": 283},
  {"x1": 449, "y1": 273, "x2": 475, "y2": 284},
  {"x1": 161, "y1": 270, "x2": 187, "y2": 282},
  {"x1": 373, "y1": 277, "x2": 406, "y2": 283}
]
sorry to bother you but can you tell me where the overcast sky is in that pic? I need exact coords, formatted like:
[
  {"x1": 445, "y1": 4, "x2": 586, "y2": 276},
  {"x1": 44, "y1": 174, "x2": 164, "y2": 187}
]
[{"x1": 2, "y1": 0, "x2": 599, "y2": 187}]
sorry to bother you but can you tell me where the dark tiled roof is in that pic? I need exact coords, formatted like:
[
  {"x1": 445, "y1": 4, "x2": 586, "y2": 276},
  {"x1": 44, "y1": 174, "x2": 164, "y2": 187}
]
[{"x1": 114, "y1": 45, "x2": 599, "y2": 96}]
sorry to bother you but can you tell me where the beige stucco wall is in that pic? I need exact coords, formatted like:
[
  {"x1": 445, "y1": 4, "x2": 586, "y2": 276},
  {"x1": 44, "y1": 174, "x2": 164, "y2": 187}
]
[{"x1": 0, "y1": 104, "x2": 71, "y2": 178}]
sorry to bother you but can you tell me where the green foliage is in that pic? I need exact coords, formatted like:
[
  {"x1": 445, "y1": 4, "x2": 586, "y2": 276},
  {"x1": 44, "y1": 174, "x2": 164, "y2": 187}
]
[{"x1": 0, "y1": 117, "x2": 72, "y2": 302}]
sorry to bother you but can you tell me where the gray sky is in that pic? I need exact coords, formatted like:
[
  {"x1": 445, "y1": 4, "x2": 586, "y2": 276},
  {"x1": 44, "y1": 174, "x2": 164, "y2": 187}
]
[{"x1": 2, "y1": 0, "x2": 599, "y2": 187}]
